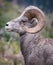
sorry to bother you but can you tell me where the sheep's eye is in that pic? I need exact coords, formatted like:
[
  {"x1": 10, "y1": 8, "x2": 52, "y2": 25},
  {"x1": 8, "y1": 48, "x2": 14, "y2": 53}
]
[{"x1": 22, "y1": 20, "x2": 26, "y2": 23}]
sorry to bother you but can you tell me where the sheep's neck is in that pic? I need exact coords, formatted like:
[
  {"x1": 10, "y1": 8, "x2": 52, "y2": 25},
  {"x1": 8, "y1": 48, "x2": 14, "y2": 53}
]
[
  {"x1": 20, "y1": 33, "x2": 41, "y2": 64},
  {"x1": 20, "y1": 33, "x2": 40, "y2": 52},
  {"x1": 20, "y1": 33, "x2": 40, "y2": 44}
]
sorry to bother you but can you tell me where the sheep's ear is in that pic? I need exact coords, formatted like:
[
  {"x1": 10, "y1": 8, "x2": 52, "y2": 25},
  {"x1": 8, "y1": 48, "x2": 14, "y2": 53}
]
[
  {"x1": 31, "y1": 18, "x2": 38, "y2": 24},
  {"x1": 29, "y1": 18, "x2": 38, "y2": 27}
]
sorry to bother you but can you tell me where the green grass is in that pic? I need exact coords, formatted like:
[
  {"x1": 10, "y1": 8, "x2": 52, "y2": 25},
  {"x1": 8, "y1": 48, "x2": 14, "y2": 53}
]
[
  {"x1": 42, "y1": 26, "x2": 53, "y2": 38},
  {"x1": 0, "y1": 40, "x2": 24, "y2": 65}
]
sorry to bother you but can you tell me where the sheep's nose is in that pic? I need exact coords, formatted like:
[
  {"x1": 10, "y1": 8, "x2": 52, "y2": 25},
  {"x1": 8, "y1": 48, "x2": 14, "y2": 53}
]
[{"x1": 6, "y1": 24, "x2": 9, "y2": 26}]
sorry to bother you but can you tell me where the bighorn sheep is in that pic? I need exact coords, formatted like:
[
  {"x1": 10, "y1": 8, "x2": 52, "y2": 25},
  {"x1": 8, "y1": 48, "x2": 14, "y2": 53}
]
[{"x1": 5, "y1": 6, "x2": 53, "y2": 65}]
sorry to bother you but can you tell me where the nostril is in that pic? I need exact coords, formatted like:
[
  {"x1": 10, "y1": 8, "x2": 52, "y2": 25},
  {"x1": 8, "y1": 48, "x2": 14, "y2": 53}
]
[{"x1": 6, "y1": 24, "x2": 8, "y2": 26}]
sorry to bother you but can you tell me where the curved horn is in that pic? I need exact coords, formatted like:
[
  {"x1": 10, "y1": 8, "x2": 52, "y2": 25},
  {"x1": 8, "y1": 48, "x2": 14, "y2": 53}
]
[{"x1": 21, "y1": 6, "x2": 45, "y2": 34}]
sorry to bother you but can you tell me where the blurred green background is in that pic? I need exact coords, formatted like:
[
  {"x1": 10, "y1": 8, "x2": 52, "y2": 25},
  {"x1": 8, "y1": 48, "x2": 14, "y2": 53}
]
[{"x1": 0, "y1": 0, "x2": 53, "y2": 65}]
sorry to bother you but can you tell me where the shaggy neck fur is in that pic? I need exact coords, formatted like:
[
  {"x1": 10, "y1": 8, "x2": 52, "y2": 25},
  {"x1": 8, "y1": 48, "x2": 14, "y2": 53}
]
[
  {"x1": 20, "y1": 32, "x2": 53, "y2": 65},
  {"x1": 20, "y1": 33, "x2": 41, "y2": 65}
]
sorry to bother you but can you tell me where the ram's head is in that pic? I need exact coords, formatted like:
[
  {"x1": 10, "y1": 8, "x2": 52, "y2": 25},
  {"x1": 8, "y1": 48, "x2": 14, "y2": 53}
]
[{"x1": 5, "y1": 6, "x2": 45, "y2": 34}]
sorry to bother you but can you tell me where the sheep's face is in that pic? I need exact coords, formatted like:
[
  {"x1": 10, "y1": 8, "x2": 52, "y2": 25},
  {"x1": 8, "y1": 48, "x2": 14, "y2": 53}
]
[
  {"x1": 5, "y1": 6, "x2": 45, "y2": 34},
  {"x1": 5, "y1": 17, "x2": 28, "y2": 34},
  {"x1": 5, "y1": 16, "x2": 38, "y2": 34}
]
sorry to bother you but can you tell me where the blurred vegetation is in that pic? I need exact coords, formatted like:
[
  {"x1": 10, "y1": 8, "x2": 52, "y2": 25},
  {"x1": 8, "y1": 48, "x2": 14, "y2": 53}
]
[
  {"x1": 42, "y1": 13, "x2": 53, "y2": 38},
  {"x1": 42, "y1": 26, "x2": 53, "y2": 38},
  {"x1": 0, "y1": 0, "x2": 23, "y2": 28},
  {"x1": 0, "y1": 1, "x2": 24, "y2": 65}
]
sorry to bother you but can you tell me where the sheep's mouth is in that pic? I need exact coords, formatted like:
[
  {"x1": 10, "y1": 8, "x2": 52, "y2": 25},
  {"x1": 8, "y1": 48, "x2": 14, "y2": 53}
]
[
  {"x1": 5, "y1": 27, "x2": 14, "y2": 32},
  {"x1": 6, "y1": 29, "x2": 12, "y2": 32}
]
